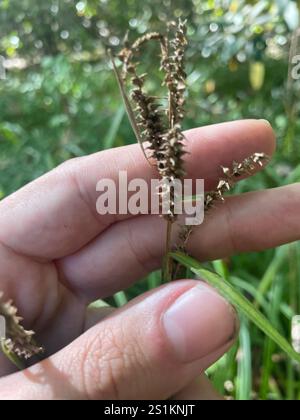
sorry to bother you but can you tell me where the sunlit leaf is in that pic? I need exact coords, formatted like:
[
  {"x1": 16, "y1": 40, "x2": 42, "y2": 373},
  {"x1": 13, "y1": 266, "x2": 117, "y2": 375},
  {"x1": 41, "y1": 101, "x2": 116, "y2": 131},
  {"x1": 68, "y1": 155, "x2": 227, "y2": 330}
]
[
  {"x1": 249, "y1": 61, "x2": 265, "y2": 91},
  {"x1": 284, "y1": 1, "x2": 299, "y2": 31}
]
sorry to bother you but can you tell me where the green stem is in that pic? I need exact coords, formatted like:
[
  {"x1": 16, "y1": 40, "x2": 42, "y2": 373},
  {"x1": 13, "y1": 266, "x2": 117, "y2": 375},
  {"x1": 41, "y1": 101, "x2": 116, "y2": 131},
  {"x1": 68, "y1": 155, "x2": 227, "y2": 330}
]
[
  {"x1": 162, "y1": 221, "x2": 173, "y2": 283},
  {"x1": 147, "y1": 271, "x2": 161, "y2": 290},
  {"x1": 1, "y1": 341, "x2": 25, "y2": 370},
  {"x1": 114, "y1": 291, "x2": 128, "y2": 308}
]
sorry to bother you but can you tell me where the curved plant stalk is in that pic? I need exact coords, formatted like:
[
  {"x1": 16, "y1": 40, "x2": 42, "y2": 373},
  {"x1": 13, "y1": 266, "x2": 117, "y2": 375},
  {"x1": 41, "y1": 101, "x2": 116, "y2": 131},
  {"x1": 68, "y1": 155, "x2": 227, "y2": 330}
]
[
  {"x1": 108, "y1": 50, "x2": 149, "y2": 162},
  {"x1": 1, "y1": 340, "x2": 25, "y2": 370},
  {"x1": 163, "y1": 221, "x2": 173, "y2": 283},
  {"x1": 111, "y1": 20, "x2": 188, "y2": 283},
  {"x1": 160, "y1": 20, "x2": 188, "y2": 282}
]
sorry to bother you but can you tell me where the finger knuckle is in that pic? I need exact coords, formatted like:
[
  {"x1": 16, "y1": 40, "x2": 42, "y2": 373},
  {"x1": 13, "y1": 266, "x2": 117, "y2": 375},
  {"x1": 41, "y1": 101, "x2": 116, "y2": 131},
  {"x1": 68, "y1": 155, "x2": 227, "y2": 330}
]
[{"x1": 55, "y1": 156, "x2": 85, "y2": 173}]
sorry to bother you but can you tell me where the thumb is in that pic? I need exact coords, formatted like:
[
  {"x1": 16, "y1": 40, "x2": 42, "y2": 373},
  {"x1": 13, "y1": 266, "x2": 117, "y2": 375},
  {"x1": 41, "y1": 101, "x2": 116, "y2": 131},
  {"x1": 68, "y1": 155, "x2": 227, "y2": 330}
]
[{"x1": 0, "y1": 280, "x2": 238, "y2": 400}]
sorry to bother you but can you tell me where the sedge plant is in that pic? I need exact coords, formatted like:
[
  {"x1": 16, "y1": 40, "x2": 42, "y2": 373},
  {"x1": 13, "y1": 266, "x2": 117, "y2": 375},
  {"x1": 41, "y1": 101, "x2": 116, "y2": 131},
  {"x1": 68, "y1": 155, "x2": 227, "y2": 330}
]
[
  {"x1": 1, "y1": 20, "x2": 299, "y2": 375},
  {"x1": 109, "y1": 19, "x2": 300, "y2": 368}
]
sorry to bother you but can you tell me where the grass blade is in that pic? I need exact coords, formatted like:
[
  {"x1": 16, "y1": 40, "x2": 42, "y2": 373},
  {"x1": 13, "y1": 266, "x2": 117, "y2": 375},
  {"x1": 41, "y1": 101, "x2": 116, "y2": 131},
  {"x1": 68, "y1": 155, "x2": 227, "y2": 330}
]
[
  {"x1": 236, "y1": 318, "x2": 252, "y2": 401},
  {"x1": 207, "y1": 344, "x2": 238, "y2": 397},
  {"x1": 147, "y1": 271, "x2": 162, "y2": 290},
  {"x1": 103, "y1": 106, "x2": 125, "y2": 149},
  {"x1": 108, "y1": 50, "x2": 149, "y2": 162},
  {"x1": 114, "y1": 291, "x2": 128, "y2": 308},
  {"x1": 213, "y1": 259, "x2": 229, "y2": 280},
  {"x1": 255, "y1": 245, "x2": 288, "y2": 307},
  {"x1": 259, "y1": 278, "x2": 283, "y2": 400},
  {"x1": 171, "y1": 252, "x2": 300, "y2": 364}
]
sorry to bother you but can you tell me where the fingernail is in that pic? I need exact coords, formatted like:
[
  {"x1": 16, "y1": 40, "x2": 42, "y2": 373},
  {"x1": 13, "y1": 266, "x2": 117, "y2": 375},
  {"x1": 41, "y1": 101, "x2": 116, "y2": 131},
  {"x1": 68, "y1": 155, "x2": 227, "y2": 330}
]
[
  {"x1": 163, "y1": 284, "x2": 237, "y2": 363},
  {"x1": 259, "y1": 119, "x2": 272, "y2": 128}
]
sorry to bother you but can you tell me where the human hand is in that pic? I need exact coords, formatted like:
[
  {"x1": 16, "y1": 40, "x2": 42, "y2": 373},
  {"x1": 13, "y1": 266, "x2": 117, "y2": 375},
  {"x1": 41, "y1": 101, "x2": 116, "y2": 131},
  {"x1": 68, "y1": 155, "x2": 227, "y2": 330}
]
[{"x1": 0, "y1": 120, "x2": 282, "y2": 400}]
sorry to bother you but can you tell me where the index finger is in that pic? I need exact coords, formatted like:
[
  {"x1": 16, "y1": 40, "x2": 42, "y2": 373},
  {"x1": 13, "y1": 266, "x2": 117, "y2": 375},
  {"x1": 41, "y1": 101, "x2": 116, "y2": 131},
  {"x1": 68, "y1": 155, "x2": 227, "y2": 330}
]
[{"x1": 0, "y1": 120, "x2": 275, "y2": 260}]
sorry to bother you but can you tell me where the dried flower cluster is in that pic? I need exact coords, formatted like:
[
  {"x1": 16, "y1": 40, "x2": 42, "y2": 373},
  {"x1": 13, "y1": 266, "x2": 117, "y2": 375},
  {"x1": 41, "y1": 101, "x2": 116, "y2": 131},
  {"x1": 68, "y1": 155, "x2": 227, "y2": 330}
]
[
  {"x1": 111, "y1": 21, "x2": 269, "y2": 282},
  {"x1": 178, "y1": 153, "x2": 269, "y2": 253},
  {"x1": 161, "y1": 20, "x2": 187, "y2": 126},
  {"x1": 111, "y1": 21, "x2": 189, "y2": 280},
  {"x1": 119, "y1": 37, "x2": 166, "y2": 169},
  {"x1": 205, "y1": 152, "x2": 268, "y2": 211},
  {"x1": 0, "y1": 292, "x2": 43, "y2": 360},
  {"x1": 116, "y1": 20, "x2": 188, "y2": 223}
]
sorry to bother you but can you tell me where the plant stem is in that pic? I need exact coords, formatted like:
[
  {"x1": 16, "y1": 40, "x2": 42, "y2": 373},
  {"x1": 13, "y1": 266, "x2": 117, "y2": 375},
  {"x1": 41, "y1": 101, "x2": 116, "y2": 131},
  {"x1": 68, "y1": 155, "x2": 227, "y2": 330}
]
[
  {"x1": 108, "y1": 49, "x2": 149, "y2": 162},
  {"x1": 162, "y1": 62, "x2": 175, "y2": 283},
  {"x1": 1, "y1": 341, "x2": 25, "y2": 370},
  {"x1": 114, "y1": 291, "x2": 128, "y2": 307},
  {"x1": 147, "y1": 271, "x2": 161, "y2": 289},
  {"x1": 163, "y1": 221, "x2": 173, "y2": 283}
]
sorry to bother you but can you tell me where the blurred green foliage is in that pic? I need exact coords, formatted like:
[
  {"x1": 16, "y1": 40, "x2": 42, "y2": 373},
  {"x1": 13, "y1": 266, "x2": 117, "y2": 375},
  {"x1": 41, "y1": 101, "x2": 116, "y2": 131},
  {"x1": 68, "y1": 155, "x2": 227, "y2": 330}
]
[
  {"x1": 1, "y1": 0, "x2": 300, "y2": 400},
  {"x1": 1, "y1": 0, "x2": 300, "y2": 195}
]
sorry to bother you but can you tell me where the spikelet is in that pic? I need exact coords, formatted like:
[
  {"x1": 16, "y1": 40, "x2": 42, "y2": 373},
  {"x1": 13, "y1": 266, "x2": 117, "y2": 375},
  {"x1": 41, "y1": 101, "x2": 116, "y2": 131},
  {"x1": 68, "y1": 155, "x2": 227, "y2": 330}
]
[
  {"x1": 178, "y1": 153, "x2": 269, "y2": 252},
  {"x1": 112, "y1": 24, "x2": 270, "y2": 283},
  {"x1": 204, "y1": 153, "x2": 269, "y2": 211},
  {"x1": 154, "y1": 20, "x2": 188, "y2": 221},
  {"x1": 132, "y1": 32, "x2": 164, "y2": 51},
  {"x1": 119, "y1": 32, "x2": 164, "y2": 80},
  {"x1": 161, "y1": 19, "x2": 188, "y2": 126},
  {"x1": 118, "y1": 35, "x2": 166, "y2": 160},
  {"x1": 0, "y1": 292, "x2": 43, "y2": 360},
  {"x1": 117, "y1": 20, "x2": 188, "y2": 222},
  {"x1": 155, "y1": 125, "x2": 187, "y2": 221}
]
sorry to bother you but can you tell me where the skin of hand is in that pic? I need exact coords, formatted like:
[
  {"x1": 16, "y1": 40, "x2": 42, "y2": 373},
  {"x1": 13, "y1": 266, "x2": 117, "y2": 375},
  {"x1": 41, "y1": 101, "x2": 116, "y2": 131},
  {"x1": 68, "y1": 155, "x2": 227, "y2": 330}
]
[{"x1": 0, "y1": 118, "x2": 289, "y2": 400}]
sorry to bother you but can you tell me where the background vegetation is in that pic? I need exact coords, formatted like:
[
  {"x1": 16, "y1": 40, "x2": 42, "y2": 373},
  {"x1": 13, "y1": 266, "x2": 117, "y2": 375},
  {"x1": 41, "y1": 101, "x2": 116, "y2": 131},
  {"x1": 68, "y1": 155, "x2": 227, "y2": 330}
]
[{"x1": 1, "y1": 0, "x2": 300, "y2": 400}]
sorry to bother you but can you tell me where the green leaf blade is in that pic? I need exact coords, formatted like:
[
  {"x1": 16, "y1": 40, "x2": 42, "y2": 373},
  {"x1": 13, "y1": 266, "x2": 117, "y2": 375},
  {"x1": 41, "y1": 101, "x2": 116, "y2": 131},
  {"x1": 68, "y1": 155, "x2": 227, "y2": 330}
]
[{"x1": 171, "y1": 252, "x2": 300, "y2": 364}]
